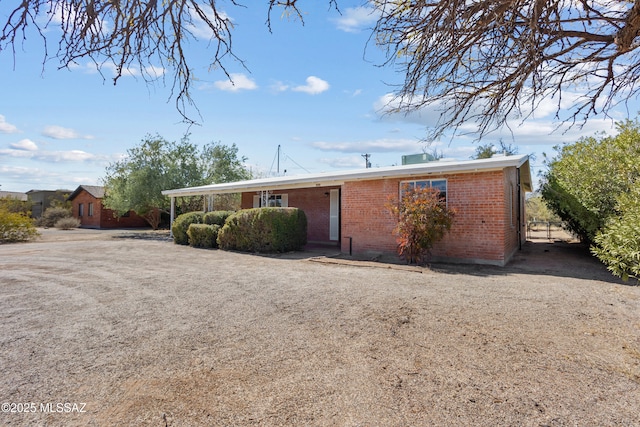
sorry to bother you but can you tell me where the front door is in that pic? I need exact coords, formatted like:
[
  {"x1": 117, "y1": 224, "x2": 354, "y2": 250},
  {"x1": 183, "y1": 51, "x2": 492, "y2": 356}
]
[{"x1": 329, "y1": 189, "x2": 339, "y2": 241}]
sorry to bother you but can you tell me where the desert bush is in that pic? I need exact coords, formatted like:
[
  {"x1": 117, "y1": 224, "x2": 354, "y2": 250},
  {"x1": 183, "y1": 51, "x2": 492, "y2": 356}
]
[
  {"x1": 54, "y1": 216, "x2": 81, "y2": 230},
  {"x1": 386, "y1": 184, "x2": 455, "y2": 264},
  {"x1": 217, "y1": 207, "x2": 307, "y2": 253},
  {"x1": 203, "y1": 210, "x2": 234, "y2": 226},
  {"x1": 171, "y1": 211, "x2": 204, "y2": 245},
  {"x1": 0, "y1": 196, "x2": 32, "y2": 215},
  {"x1": 187, "y1": 223, "x2": 220, "y2": 249},
  {"x1": 0, "y1": 209, "x2": 39, "y2": 243},
  {"x1": 39, "y1": 206, "x2": 73, "y2": 228}
]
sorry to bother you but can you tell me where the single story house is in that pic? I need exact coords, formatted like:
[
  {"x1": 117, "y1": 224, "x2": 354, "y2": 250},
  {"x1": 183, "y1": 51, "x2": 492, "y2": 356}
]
[
  {"x1": 162, "y1": 155, "x2": 532, "y2": 266},
  {"x1": 68, "y1": 185, "x2": 149, "y2": 229}
]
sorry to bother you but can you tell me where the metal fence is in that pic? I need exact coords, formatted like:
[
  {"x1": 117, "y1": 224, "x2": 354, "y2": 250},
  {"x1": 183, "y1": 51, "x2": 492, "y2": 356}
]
[{"x1": 526, "y1": 221, "x2": 573, "y2": 241}]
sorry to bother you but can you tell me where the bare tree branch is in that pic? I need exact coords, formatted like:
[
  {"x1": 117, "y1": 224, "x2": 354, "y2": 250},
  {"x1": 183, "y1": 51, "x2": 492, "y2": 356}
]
[
  {"x1": 2, "y1": 0, "x2": 639, "y2": 136},
  {"x1": 371, "y1": 0, "x2": 640, "y2": 138}
]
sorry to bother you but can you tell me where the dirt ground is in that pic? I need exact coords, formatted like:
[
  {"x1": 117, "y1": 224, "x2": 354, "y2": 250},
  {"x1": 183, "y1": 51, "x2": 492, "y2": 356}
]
[{"x1": 0, "y1": 228, "x2": 639, "y2": 426}]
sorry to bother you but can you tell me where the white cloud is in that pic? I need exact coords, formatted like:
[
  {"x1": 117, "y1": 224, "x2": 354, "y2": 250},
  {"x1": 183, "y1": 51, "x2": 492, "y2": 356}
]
[
  {"x1": 70, "y1": 61, "x2": 164, "y2": 80},
  {"x1": 42, "y1": 125, "x2": 94, "y2": 140},
  {"x1": 332, "y1": 6, "x2": 379, "y2": 33},
  {"x1": 311, "y1": 138, "x2": 422, "y2": 153},
  {"x1": 213, "y1": 73, "x2": 258, "y2": 92},
  {"x1": 185, "y1": 5, "x2": 231, "y2": 39},
  {"x1": 10, "y1": 139, "x2": 38, "y2": 151},
  {"x1": 317, "y1": 155, "x2": 366, "y2": 168},
  {"x1": 372, "y1": 92, "x2": 620, "y2": 146},
  {"x1": 292, "y1": 76, "x2": 330, "y2": 95},
  {"x1": 270, "y1": 81, "x2": 290, "y2": 92},
  {"x1": 0, "y1": 164, "x2": 98, "y2": 191},
  {"x1": 0, "y1": 142, "x2": 115, "y2": 163},
  {"x1": 0, "y1": 115, "x2": 19, "y2": 133}
]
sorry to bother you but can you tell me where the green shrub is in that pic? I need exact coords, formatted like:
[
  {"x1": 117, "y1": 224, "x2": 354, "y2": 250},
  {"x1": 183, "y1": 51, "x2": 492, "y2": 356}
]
[
  {"x1": 54, "y1": 216, "x2": 81, "y2": 230},
  {"x1": 172, "y1": 211, "x2": 204, "y2": 245},
  {"x1": 38, "y1": 206, "x2": 73, "y2": 228},
  {"x1": 591, "y1": 188, "x2": 640, "y2": 283},
  {"x1": 187, "y1": 223, "x2": 220, "y2": 249},
  {"x1": 203, "y1": 210, "x2": 234, "y2": 226},
  {"x1": 0, "y1": 210, "x2": 40, "y2": 243},
  {"x1": 217, "y1": 207, "x2": 307, "y2": 253}
]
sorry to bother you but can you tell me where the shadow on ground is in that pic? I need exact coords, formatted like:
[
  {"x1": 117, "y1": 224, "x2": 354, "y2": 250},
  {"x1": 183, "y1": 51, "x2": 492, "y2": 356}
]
[
  {"x1": 52, "y1": 228, "x2": 632, "y2": 286},
  {"x1": 431, "y1": 240, "x2": 629, "y2": 285},
  {"x1": 298, "y1": 239, "x2": 631, "y2": 286}
]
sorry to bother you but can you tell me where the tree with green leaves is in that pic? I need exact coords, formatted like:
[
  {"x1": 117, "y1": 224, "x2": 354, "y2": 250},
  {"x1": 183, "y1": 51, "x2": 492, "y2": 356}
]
[
  {"x1": 542, "y1": 119, "x2": 640, "y2": 243},
  {"x1": 103, "y1": 135, "x2": 250, "y2": 229},
  {"x1": 591, "y1": 185, "x2": 640, "y2": 283},
  {"x1": 542, "y1": 118, "x2": 640, "y2": 282},
  {"x1": 472, "y1": 141, "x2": 519, "y2": 159}
]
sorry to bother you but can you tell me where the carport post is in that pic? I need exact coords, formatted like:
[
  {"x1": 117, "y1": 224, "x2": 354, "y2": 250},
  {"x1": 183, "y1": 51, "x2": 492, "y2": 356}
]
[{"x1": 169, "y1": 196, "x2": 175, "y2": 238}]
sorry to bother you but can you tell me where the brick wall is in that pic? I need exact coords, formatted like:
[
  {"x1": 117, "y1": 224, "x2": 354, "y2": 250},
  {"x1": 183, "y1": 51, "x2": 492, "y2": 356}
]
[
  {"x1": 97, "y1": 204, "x2": 149, "y2": 228},
  {"x1": 71, "y1": 190, "x2": 148, "y2": 229},
  {"x1": 237, "y1": 167, "x2": 525, "y2": 264},
  {"x1": 340, "y1": 168, "x2": 522, "y2": 265},
  {"x1": 241, "y1": 186, "x2": 340, "y2": 243},
  {"x1": 71, "y1": 191, "x2": 101, "y2": 228}
]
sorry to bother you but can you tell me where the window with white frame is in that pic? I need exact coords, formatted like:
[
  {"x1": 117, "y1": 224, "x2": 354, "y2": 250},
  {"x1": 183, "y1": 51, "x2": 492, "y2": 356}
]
[
  {"x1": 253, "y1": 193, "x2": 289, "y2": 208},
  {"x1": 400, "y1": 179, "x2": 447, "y2": 203},
  {"x1": 78, "y1": 203, "x2": 84, "y2": 217},
  {"x1": 88, "y1": 202, "x2": 94, "y2": 217}
]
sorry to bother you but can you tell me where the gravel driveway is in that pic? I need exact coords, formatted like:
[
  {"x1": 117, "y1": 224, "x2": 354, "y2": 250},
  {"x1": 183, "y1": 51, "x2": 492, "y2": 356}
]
[{"x1": 1, "y1": 229, "x2": 639, "y2": 426}]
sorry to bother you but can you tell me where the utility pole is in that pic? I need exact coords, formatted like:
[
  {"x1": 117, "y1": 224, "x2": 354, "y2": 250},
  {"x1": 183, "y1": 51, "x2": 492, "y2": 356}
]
[{"x1": 361, "y1": 153, "x2": 371, "y2": 168}]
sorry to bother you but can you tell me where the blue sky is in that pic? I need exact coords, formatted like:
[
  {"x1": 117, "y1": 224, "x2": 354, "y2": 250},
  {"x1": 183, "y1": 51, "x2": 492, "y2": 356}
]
[{"x1": 0, "y1": 1, "x2": 633, "y2": 193}]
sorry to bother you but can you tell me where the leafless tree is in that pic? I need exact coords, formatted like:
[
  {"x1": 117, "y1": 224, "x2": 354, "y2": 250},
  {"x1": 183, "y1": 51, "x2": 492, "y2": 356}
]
[
  {"x1": 3, "y1": 1, "x2": 639, "y2": 136},
  {"x1": 371, "y1": 0, "x2": 640, "y2": 138},
  {"x1": 0, "y1": 0, "x2": 335, "y2": 123}
]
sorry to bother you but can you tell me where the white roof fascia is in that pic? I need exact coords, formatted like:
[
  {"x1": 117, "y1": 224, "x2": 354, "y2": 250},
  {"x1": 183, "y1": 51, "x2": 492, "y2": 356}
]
[{"x1": 162, "y1": 154, "x2": 530, "y2": 197}]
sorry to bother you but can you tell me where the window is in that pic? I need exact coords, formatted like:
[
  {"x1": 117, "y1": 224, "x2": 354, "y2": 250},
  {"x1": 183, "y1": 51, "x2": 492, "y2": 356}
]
[
  {"x1": 253, "y1": 193, "x2": 289, "y2": 208},
  {"x1": 88, "y1": 202, "x2": 94, "y2": 217},
  {"x1": 267, "y1": 195, "x2": 284, "y2": 207},
  {"x1": 400, "y1": 179, "x2": 447, "y2": 203},
  {"x1": 78, "y1": 203, "x2": 84, "y2": 217}
]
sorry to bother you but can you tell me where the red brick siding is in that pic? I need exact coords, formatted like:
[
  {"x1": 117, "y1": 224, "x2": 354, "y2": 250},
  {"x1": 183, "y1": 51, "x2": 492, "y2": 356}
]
[
  {"x1": 71, "y1": 190, "x2": 148, "y2": 229},
  {"x1": 237, "y1": 168, "x2": 525, "y2": 264},
  {"x1": 340, "y1": 169, "x2": 518, "y2": 265},
  {"x1": 341, "y1": 179, "x2": 398, "y2": 254},
  {"x1": 71, "y1": 191, "x2": 101, "y2": 228},
  {"x1": 241, "y1": 186, "x2": 340, "y2": 242}
]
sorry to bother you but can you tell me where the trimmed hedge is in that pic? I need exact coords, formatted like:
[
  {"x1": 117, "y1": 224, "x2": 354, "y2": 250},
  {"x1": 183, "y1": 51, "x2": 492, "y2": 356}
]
[
  {"x1": 217, "y1": 207, "x2": 307, "y2": 253},
  {"x1": 203, "y1": 210, "x2": 234, "y2": 226},
  {"x1": 187, "y1": 223, "x2": 220, "y2": 249},
  {"x1": 172, "y1": 211, "x2": 204, "y2": 245}
]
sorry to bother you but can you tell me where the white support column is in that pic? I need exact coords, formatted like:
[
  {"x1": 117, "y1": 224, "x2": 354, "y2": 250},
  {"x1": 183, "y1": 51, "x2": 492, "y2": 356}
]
[{"x1": 169, "y1": 197, "x2": 175, "y2": 237}]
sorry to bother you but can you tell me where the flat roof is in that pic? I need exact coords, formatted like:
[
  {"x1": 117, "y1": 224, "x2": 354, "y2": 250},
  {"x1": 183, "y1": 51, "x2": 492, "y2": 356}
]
[{"x1": 162, "y1": 154, "x2": 532, "y2": 197}]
